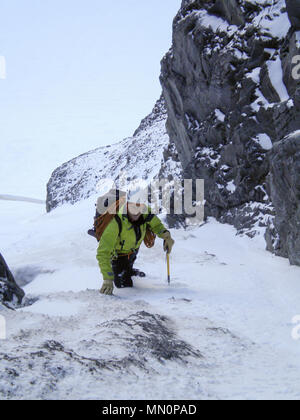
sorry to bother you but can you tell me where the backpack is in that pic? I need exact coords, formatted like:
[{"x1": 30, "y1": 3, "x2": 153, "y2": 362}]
[{"x1": 94, "y1": 197, "x2": 125, "y2": 242}]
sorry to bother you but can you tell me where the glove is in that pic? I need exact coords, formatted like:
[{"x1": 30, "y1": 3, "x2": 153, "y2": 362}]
[
  {"x1": 100, "y1": 279, "x2": 114, "y2": 295},
  {"x1": 161, "y1": 231, "x2": 175, "y2": 254}
]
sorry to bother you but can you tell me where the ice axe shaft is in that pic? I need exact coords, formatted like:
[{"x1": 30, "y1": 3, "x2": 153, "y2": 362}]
[{"x1": 167, "y1": 253, "x2": 171, "y2": 285}]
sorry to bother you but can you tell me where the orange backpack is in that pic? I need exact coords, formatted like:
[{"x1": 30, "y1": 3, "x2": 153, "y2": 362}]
[{"x1": 94, "y1": 197, "x2": 125, "y2": 242}]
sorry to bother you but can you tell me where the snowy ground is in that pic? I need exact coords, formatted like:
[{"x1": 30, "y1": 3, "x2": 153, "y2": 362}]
[{"x1": 1, "y1": 197, "x2": 300, "y2": 400}]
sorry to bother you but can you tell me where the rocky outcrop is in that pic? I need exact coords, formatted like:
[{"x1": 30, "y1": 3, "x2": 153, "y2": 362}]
[
  {"x1": 0, "y1": 253, "x2": 25, "y2": 309},
  {"x1": 286, "y1": 0, "x2": 300, "y2": 29},
  {"x1": 46, "y1": 96, "x2": 182, "y2": 212},
  {"x1": 160, "y1": 0, "x2": 300, "y2": 243},
  {"x1": 265, "y1": 131, "x2": 300, "y2": 265}
]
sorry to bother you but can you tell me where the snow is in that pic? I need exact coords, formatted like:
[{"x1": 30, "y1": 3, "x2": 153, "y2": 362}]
[
  {"x1": 251, "y1": 88, "x2": 282, "y2": 112},
  {"x1": 46, "y1": 111, "x2": 175, "y2": 209},
  {"x1": 246, "y1": 67, "x2": 261, "y2": 84},
  {"x1": 226, "y1": 180, "x2": 236, "y2": 193},
  {"x1": 252, "y1": 0, "x2": 291, "y2": 39},
  {"x1": 197, "y1": 11, "x2": 238, "y2": 34},
  {"x1": 250, "y1": 55, "x2": 290, "y2": 111},
  {"x1": 215, "y1": 109, "x2": 226, "y2": 122},
  {"x1": 188, "y1": 0, "x2": 290, "y2": 52},
  {"x1": 254, "y1": 133, "x2": 273, "y2": 151},
  {"x1": 1, "y1": 197, "x2": 300, "y2": 400},
  {"x1": 287, "y1": 99, "x2": 294, "y2": 109},
  {"x1": 21, "y1": 299, "x2": 84, "y2": 317},
  {"x1": 296, "y1": 32, "x2": 300, "y2": 48},
  {"x1": 267, "y1": 57, "x2": 290, "y2": 102}
]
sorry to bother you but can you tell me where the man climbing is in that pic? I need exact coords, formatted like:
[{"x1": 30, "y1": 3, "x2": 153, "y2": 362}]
[{"x1": 97, "y1": 200, "x2": 175, "y2": 295}]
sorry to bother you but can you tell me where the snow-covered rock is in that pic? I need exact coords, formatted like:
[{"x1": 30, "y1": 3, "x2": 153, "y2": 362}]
[
  {"x1": 160, "y1": 0, "x2": 300, "y2": 257},
  {"x1": 46, "y1": 96, "x2": 182, "y2": 212}
]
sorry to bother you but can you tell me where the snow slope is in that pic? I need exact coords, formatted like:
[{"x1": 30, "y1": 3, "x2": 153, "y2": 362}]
[{"x1": 1, "y1": 198, "x2": 300, "y2": 400}]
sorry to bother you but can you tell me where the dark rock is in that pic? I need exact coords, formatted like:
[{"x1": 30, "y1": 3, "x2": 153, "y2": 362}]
[
  {"x1": 286, "y1": 0, "x2": 300, "y2": 29},
  {"x1": 265, "y1": 131, "x2": 300, "y2": 265},
  {"x1": 208, "y1": 0, "x2": 245, "y2": 26},
  {"x1": 160, "y1": 0, "x2": 300, "y2": 246},
  {"x1": 0, "y1": 254, "x2": 25, "y2": 308}
]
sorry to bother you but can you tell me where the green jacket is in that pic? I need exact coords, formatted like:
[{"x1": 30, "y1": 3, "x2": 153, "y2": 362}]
[{"x1": 96, "y1": 206, "x2": 167, "y2": 280}]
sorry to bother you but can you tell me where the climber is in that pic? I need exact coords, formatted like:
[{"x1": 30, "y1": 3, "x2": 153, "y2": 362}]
[{"x1": 97, "y1": 200, "x2": 175, "y2": 295}]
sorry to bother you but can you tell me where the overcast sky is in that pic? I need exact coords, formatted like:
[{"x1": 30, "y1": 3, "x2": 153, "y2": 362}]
[{"x1": 0, "y1": 0, "x2": 180, "y2": 173}]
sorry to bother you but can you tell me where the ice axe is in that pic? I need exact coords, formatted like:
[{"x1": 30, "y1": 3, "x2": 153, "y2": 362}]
[{"x1": 166, "y1": 252, "x2": 171, "y2": 285}]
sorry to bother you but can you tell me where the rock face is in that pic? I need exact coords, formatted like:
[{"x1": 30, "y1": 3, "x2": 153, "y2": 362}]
[
  {"x1": 286, "y1": 0, "x2": 300, "y2": 29},
  {"x1": 0, "y1": 253, "x2": 25, "y2": 309},
  {"x1": 46, "y1": 96, "x2": 182, "y2": 212},
  {"x1": 266, "y1": 131, "x2": 300, "y2": 265},
  {"x1": 160, "y1": 0, "x2": 300, "y2": 247}
]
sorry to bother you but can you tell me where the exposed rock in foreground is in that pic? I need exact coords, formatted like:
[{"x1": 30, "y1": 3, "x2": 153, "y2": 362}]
[
  {"x1": 0, "y1": 309, "x2": 204, "y2": 399},
  {"x1": 0, "y1": 253, "x2": 25, "y2": 309}
]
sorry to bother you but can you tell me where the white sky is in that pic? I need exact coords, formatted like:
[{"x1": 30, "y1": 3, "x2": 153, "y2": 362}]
[{"x1": 0, "y1": 0, "x2": 180, "y2": 197}]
